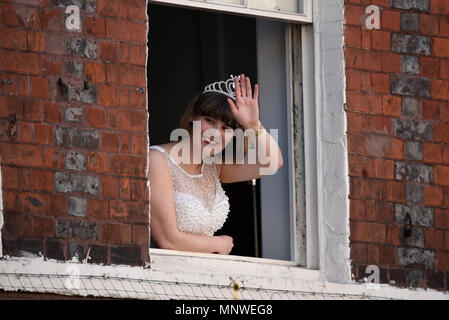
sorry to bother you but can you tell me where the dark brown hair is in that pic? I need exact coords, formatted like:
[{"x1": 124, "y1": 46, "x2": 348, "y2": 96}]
[
  {"x1": 179, "y1": 91, "x2": 243, "y2": 133},
  {"x1": 178, "y1": 91, "x2": 248, "y2": 160}
]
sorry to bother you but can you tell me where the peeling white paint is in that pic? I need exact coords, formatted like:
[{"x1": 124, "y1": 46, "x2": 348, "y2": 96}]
[
  {"x1": 0, "y1": 254, "x2": 447, "y2": 300},
  {"x1": 313, "y1": 0, "x2": 351, "y2": 283}
]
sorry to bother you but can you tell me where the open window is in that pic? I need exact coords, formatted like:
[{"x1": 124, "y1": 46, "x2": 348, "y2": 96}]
[{"x1": 147, "y1": 0, "x2": 317, "y2": 265}]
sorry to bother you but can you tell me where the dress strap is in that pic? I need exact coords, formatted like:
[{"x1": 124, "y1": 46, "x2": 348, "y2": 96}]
[{"x1": 149, "y1": 145, "x2": 204, "y2": 178}]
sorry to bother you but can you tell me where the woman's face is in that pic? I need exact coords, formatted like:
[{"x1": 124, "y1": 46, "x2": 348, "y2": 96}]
[{"x1": 193, "y1": 116, "x2": 235, "y2": 155}]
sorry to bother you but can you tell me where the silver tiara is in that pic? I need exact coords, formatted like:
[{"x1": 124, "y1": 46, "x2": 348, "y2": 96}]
[{"x1": 202, "y1": 75, "x2": 240, "y2": 100}]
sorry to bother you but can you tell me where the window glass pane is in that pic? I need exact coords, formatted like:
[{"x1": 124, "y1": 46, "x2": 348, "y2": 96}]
[
  {"x1": 207, "y1": 0, "x2": 244, "y2": 6},
  {"x1": 248, "y1": 0, "x2": 300, "y2": 14}
]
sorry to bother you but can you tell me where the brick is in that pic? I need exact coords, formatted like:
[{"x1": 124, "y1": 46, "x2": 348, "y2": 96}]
[
  {"x1": 435, "y1": 208, "x2": 449, "y2": 229},
  {"x1": 85, "y1": 16, "x2": 106, "y2": 37},
  {"x1": 434, "y1": 124, "x2": 449, "y2": 143},
  {"x1": 424, "y1": 185, "x2": 443, "y2": 206},
  {"x1": 98, "y1": 0, "x2": 119, "y2": 16},
  {"x1": 371, "y1": 73, "x2": 390, "y2": 93},
  {"x1": 431, "y1": 0, "x2": 449, "y2": 14},
  {"x1": 346, "y1": 91, "x2": 382, "y2": 113},
  {"x1": 87, "y1": 152, "x2": 108, "y2": 173},
  {"x1": 56, "y1": 219, "x2": 99, "y2": 240},
  {"x1": 20, "y1": 122, "x2": 33, "y2": 143},
  {"x1": 426, "y1": 271, "x2": 445, "y2": 290},
  {"x1": 101, "y1": 176, "x2": 120, "y2": 198},
  {"x1": 372, "y1": 30, "x2": 390, "y2": 51},
  {"x1": 129, "y1": 88, "x2": 146, "y2": 109},
  {"x1": 0, "y1": 51, "x2": 40, "y2": 75},
  {"x1": 43, "y1": 102, "x2": 62, "y2": 122},
  {"x1": 101, "y1": 132, "x2": 120, "y2": 152},
  {"x1": 120, "y1": 42, "x2": 129, "y2": 64},
  {"x1": 395, "y1": 161, "x2": 433, "y2": 183},
  {"x1": 85, "y1": 106, "x2": 106, "y2": 128},
  {"x1": 66, "y1": 37, "x2": 97, "y2": 59},
  {"x1": 1, "y1": 166, "x2": 20, "y2": 190},
  {"x1": 99, "y1": 41, "x2": 118, "y2": 63},
  {"x1": 345, "y1": 48, "x2": 382, "y2": 71},
  {"x1": 420, "y1": 13, "x2": 438, "y2": 35},
  {"x1": 350, "y1": 221, "x2": 386, "y2": 243},
  {"x1": 66, "y1": 61, "x2": 84, "y2": 78},
  {"x1": 394, "y1": 119, "x2": 432, "y2": 140},
  {"x1": 425, "y1": 229, "x2": 444, "y2": 250},
  {"x1": 84, "y1": 61, "x2": 106, "y2": 83},
  {"x1": 110, "y1": 245, "x2": 142, "y2": 266},
  {"x1": 55, "y1": 127, "x2": 99, "y2": 149},
  {"x1": 398, "y1": 247, "x2": 435, "y2": 269},
  {"x1": 0, "y1": 143, "x2": 44, "y2": 167},
  {"x1": 390, "y1": 74, "x2": 431, "y2": 98},
  {"x1": 422, "y1": 99, "x2": 440, "y2": 120},
  {"x1": 47, "y1": 195, "x2": 67, "y2": 217},
  {"x1": 436, "y1": 251, "x2": 449, "y2": 272},
  {"x1": 109, "y1": 109, "x2": 147, "y2": 132},
  {"x1": 64, "y1": 107, "x2": 83, "y2": 123},
  {"x1": 395, "y1": 203, "x2": 434, "y2": 227},
  {"x1": 32, "y1": 170, "x2": 53, "y2": 192},
  {"x1": 87, "y1": 199, "x2": 109, "y2": 220},
  {"x1": 431, "y1": 80, "x2": 449, "y2": 100},
  {"x1": 402, "y1": 55, "x2": 420, "y2": 75},
  {"x1": 406, "y1": 183, "x2": 423, "y2": 203},
  {"x1": 440, "y1": 16, "x2": 449, "y2": 37},
  {"x1": 344, "y1": 26, "x2": 361, "y2": 48},
  {"x1": 3, "y1": 239, "x2": 43, "y2": 257},
  {"x1": 400, "y1": 13, "x2": 419, "y2": 32},
  {"x1": 434, "y1": 165, "x2": 449, "y2": 186},
  {"x1": 126, "y1": 0, "x2": 147, "y2": 20},
  {"x1": 433, "y1": 38, "x2": 449, "y2": 58},
  {"x1": 129, "y1": 44, "x2": 146, "y2": 65},
  {"x1": 68, "y1": 197, "x2": 87, "y2": 217},
  {"x1": 404, "y1": 141, "x2": 422, "y2": 161},
  {"x1": 43, "y1": 147, "x2": 64, "y2": 170},
  {"x1": 383, "y1": 95, "x2": 402, "y2": 117},
  {"x1": 34, "y1": 216, "x2": 54, "y2": 238},
  {"x1": 420, "y1": 56, "x2": 439, "y2": 79},
  {"x1": 408, "y1": 269, "x2": 425, "y2": 288},
  {"x1": 110, "y1": 155, "x2": 147, "y2": 176},
  {"x1": 391, "y1": 0, "x2": 430, "y2": 12},
  {"x1": 106, "y1": 19, "x2": 146, "y2": 42},
  {"x1": 87, "y1": 245, "x2": 108, "y2": 264},
  {"x1": 374, "y1": 159, "x2": 394, "y2": 179},
  {"x1": 402, "y1": 97, "x2": 421, "y2": 117},
  {"x1": 34, "y1": 123, "x2": 54, "y2": 145},
  {"x1": 382, "y1": 9, "x2": 401, "y2": 31},
  {"x1": 101, "y1": 223, "x2": 121, "y2": 245},
  {"x1": 122, "y1": 224, "x2": 132, "y2": 244},
  {"x1": 386, "y1": 181, "x2": 406, "y2": 202},
  {"x1": 423, "y1": 143, "x2": 442, "y2": 163},
  {"x1": 46, "y1": 238, "x2": 65, "y2": 261},
  {"x1": 98, "y1": 85, "x2": 117, "y2": 107},
  {"x1": 31, "y1": 76, "x2": 50, "y2": 99},
  {"x1": 41, "y1": 57, "x2": 62, "y2": 77},
  {"x1": 405, "y1": 227, "x2": 425, "y2": 248},
  {"x1": 54, "y1": 172, "x2": 100, "y2": 196},
  {"x1": 67, "y1": 242, "x2": 85, "y2": 261},
  {"x1": 379, "y1": 246, "x2": 396, "y2": 265},
  {"x1": 131, "y1": 179, "x2": 148, "y2": 201},
  {"x1": 442, "y1": 60, "x2": 449, "y2": 80},
  {"x1": 391, "y1": 33, "x2": 430, "y2": 55},
  {"x1": 120, "y1": 178, "x2": 131, "y2": 200}
]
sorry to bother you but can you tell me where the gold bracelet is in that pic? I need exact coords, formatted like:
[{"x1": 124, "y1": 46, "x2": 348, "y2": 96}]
[{"x1": 255, "y1": 122, "x2": 265, "y2": 137}]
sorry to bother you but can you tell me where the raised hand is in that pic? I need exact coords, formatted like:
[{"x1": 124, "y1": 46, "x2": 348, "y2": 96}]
[{"x1": 227, "y1": 74, "x2": 261, "y2": 131}]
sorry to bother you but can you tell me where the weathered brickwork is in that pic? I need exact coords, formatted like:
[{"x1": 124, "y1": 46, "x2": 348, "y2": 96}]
[
  {"x1": 0, "y1": 0, "x2": 149, "y2": 266},
  {"x1": 345, "y1": 0, "x2": 449, "y2": 291}
]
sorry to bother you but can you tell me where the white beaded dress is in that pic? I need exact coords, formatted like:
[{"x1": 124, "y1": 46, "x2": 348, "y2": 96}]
[{"x1": 149, "y1": 145, "x2": 230, "y2": 237}]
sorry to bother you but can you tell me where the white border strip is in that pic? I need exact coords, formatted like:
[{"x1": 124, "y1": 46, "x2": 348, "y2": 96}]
[{"x1": 0, "y1": 255, "x2": 448, "y2": 300}]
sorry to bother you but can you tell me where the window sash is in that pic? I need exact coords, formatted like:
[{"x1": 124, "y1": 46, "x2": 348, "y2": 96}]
[{"x1": 149, "y1": 0, "x2": 313, "y2": 23}]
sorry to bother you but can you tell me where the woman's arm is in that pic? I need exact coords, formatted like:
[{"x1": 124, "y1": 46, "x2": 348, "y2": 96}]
[{"x1": 149, "y1": 149, "x2": 234, "y2": 254}]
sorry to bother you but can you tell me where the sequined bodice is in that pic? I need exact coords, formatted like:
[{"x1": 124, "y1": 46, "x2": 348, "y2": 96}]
[{"x1": 149, "y1": 145, "x2": 230, "y2": 236}]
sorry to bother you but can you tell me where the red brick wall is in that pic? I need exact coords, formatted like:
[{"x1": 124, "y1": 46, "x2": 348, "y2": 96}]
[
  {"x1": 0, "y1": 0, "x2": 149, "y2": 266},
  {"x1": 345, "y1": 0, "x2": 449, "y2": 291}
]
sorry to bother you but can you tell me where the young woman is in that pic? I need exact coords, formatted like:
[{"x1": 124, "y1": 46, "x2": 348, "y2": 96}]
[{"x1": 148, "y1": 74, "x2": 283, "y2": 255}]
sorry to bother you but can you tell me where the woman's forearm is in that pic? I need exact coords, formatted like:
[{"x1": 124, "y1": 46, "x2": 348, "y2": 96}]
[{"x1": 158, "y1": 230, "x2": 222, "y2": 254}]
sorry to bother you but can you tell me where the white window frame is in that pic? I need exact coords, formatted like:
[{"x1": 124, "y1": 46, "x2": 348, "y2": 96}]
[
  {"x1": 146, "y1": 0, "x2": 350, "y2": 284},
  {"x1": 149, "y1": 0, "x2": 313, "y2": 23}
]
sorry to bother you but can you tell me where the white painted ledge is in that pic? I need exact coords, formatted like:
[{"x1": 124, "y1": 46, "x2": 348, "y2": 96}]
[{"x1": 0, "y1": 254, "x2": 448, "y2": 300}]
